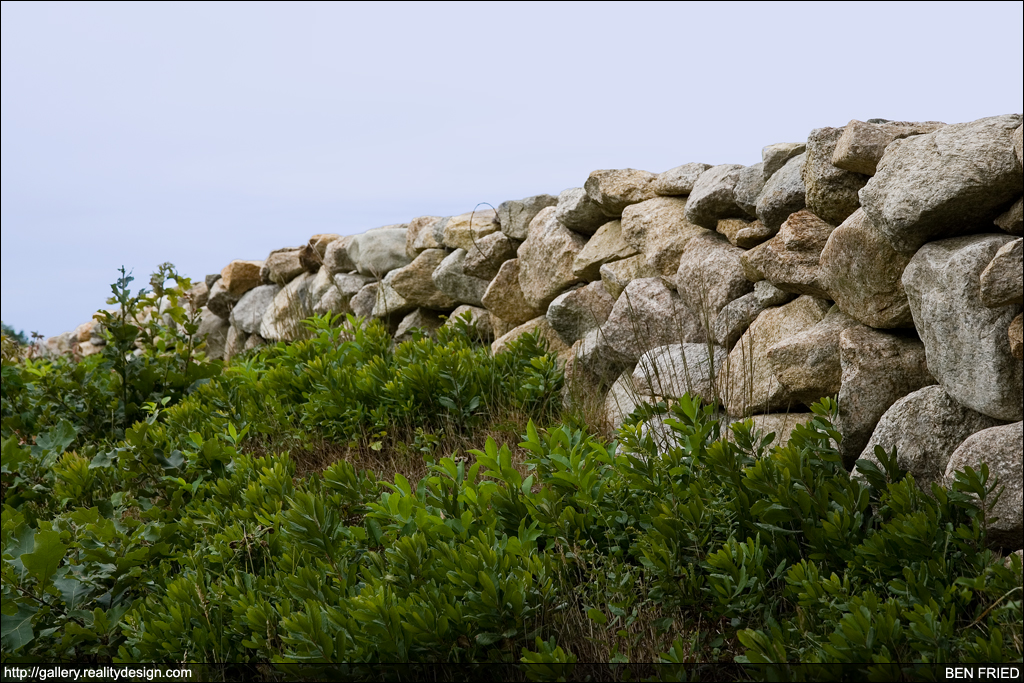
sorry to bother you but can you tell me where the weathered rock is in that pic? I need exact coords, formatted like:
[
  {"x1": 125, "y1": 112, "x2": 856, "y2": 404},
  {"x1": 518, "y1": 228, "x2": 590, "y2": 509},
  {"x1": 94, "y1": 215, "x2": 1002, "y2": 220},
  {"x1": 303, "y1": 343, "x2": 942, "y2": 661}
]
[
  {"x1": 490, "y1": 315, "x2": 569, "y2": 358},
  {"x1": 205, "y1": 273, "x2": 222, "y2": 289},
  {"x1": 262, "y1": 247, "x2": 305, "y2": 285},
  {"x1": 675, "y1": 231, "x2": 753, "y2": 322},
  {"x1": 555, "y1": 188, "x2": 607, "y2": 235},
  {"x1": 766, "y1": 306, "x2": 861, "y2": 406},
  {"x1": 490, "y1": 313, "x2": 517, "y2": 340},
  {"x1": 831, "y1": 119, "x2": 946, "y2": 176},
  {"x1": 995, "y1": 197, "x2": 1024, "y2": 236},
  {"x1": 729, "y1": 413, "x2": 815, "y2": 449},
  {"x1": 1009, "y1": 314, "x2": 1023, "y2": 360},
  {"x1": 754, "y1": 280, "x2": 796, "y2": 307},
  {"x1": 903, "y1": 234, "x2": 1023, "y2": 422},
  {"x1": 313, "y1": 272, "x2": 375, "y2": 317},
  {"x1": 604, "y1": 369, "x2": 643, "y2": 435},
  {"x1": 713, "y1": 292, "x2": 763, "y2": 349},
  {"x1": 300, "y1": 234, "x2": 341, "y2": 272},
  {"x1": 405, "y1": 216, "x2": 444, "y2": 258},
  {"x1": 349, "y1": 283, "x2": 377, "y2": 319},
  {"x1": 684, "y1": 164, "x2": 748, "y2": 229},
  {"x1": 572, "y1": 220, "x2": 639, "y2": 281},
  {"x1": 600, "y1": 278, "x2": 706, "y2": 366},
  {"x1": 197, "y1": 308, "x2": 230, "y2": 360},
  {"x1": 1016, "y1": 125, "x2": 1023, "y2": 164},
  {"x1": 372, "y1": 273, "x2": 416, "y2": 319},
  {"x1": 980, "y1": 238, "x2": 1023, "y2": 307},
  {"x1": 716, "y1": 218, "x2": 775, "y2": 249},
  {"x1": 599, "y1": 255, "x2": 660, "y2": 300},
  {"x1": 944, "y1": 422, "x2": 1023, "y2": 549},
  {"x1": 517, "y1": 207, "x2": 587, "y2": 310},
  {"x1": 206, "y1": 280, "x2": 240, "y2": 319},
  {"x1": 803, "y1": 126, "x2": 870, "y2": 226},
  {"x1": 388, "y1": 249, "x2": 458, "y2": 310},
  {"x1": 741, "y1": 210, "x2": 835, "y2": 298},
  {"x1": 74, "y1": 320, "x2": 97, "y2": 343},
  {"x1": 463, "y1": 231, "x2": 518, "y2": 280},
  {"x1": 633, "y1": 343, "x2": 726, "y2": 404},
  {"x1": 836, "y1": 327, "x2": 936, "y2": 467},
  {"x1": 432, "y1": 249, "x2": 491, "y2": 307},
  {"x1": 652, "y1": 162, "x2": 710, "y2": 196},
  {"x1": 719, "y1": 295, "x2": 831, "y2": 416},
  {"x1": 260, "y1": 272, "x2": 316, "y2": 341},
  {"x1": 855, "y1": 386, "x2": 1004, "y2": 491},
  {"x1": 394, "y1": 309, "x2": 446, "y2": 343},
  {"x1": 567, "y1": 328, "x2": 631, "y2": 390},
  {"x1": 734, "y1": 162, "x2": 767, "y2": 216},
  {"x1": 442, "y1": 209, "x2": 500, "y2": 251},
  {"x1": 185, "y1": 281, "x2": 210, "y2": 311},
  {"x1": 819, "y1": 208, "x2": 914, "y2": 328},
  {"x1": 224, "y1": 325, "x2": 248, "y2": 361},
  {"x1": 622, "y1": 196, "x2": 710, "y2": 276},
  {"x1": 481, "y1": 259, "x2": 544, "y2": 326},
  {"x1": 230, "y1": 284, "x2": 281, "y2": 335},
  {"x1": 349, "y1": 227, "x2": 411, "y2": 277},
  {"x1": 442, "y1": 305, "x2": 494, "y2": 342},
  {"x1": 498, "y1": 195, "x2": 559, "y2": 241},
  {"x1": 243, "y1": 333, "x2": 266, "y2": 352},
  {"x1": 323, "y1": 236, "x2": 356, "y2": 275},
  {"x1": 762, "y1": 142, "x2": 806, "y2": 179},
  {"x1": 860, "y1": 114, "x2": 1024, "y2": 254},
  {"x1": 756, "y1": 152, "x2": 807, "y2": 231},
  {"x1": 584, "y1": 169, "x2": 659, "y2": 217},
  {"x1": 77, "y1": 340, "x2": 103, "y2": 357},
  {"x1": 547, "y1": 282, "x2": 616, "y2": 346},
  {"x1": 220, "y1": 260, "x2": 264, "y2": 297}
]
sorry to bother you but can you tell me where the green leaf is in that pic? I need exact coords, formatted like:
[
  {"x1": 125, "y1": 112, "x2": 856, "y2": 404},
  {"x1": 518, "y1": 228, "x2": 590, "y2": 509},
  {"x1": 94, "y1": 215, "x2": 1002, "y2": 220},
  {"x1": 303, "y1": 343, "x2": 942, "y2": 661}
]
[
  {"x1": 53, "y1": 577, "x2": 93, "y2": 610},
  {"x1": 21, "y1": 529, "x2": 69, "y2": 585},
  {"x1": 1, "y1": 437, "x2": 30, "y2": 473},
  {"x1": 35, "y1": 420, "x2": 78, "y2": 459},
  {"x1": 587, "y1": 608, "x2": 608, "y2": 625},
  {"x1": 0, "y1": 602, "x2": 38, "y2": 652}
]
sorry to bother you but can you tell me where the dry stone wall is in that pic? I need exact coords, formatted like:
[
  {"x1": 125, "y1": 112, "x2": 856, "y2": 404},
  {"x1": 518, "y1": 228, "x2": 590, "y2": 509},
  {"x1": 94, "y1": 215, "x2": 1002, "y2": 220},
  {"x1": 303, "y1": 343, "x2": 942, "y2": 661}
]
[{"x1": 48, "y1": 114, "x2": 1024, "y2": 548}]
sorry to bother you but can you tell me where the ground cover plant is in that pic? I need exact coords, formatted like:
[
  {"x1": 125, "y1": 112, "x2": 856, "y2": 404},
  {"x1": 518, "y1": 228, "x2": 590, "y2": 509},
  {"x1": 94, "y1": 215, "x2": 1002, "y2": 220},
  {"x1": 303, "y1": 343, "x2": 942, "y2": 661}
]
[{"x1": 1, "y1": 267, "x2": 1021, "y2": 679}]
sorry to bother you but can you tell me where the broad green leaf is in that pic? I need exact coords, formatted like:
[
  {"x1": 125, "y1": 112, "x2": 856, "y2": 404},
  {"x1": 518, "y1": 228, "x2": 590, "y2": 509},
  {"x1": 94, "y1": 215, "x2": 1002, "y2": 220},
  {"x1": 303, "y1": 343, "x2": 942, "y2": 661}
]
[
  {"x1": 53, "y1": 577, "x2": 93, "y2": 610},
  {"x1": 35, "y1": 420, "x2": 78, "y2": 462},
  {"x1": 0, "y1": 602, "x2": 38, "y2": 652},
  {"x1": 20, "y1": 529, "x2": 68, "y2": 585},
  {"x1": 1, "y1": 437, "x2": 30, "y2": 473}
]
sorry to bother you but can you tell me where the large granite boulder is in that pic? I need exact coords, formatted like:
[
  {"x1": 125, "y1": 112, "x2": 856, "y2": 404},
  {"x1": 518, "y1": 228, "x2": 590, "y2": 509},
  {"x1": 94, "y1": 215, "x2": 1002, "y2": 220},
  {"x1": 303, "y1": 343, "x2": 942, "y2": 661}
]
[
  {"x1": 372, "y1": 273, "x2": 416, "y2": 319},
  {"x1": 555, "y1": 188, "x2": 607, "y2": 235},
  {"x1": 903, "y1": 234, "x2": 1023, "y2": 422},
  {"x1": 633, "y1": 343, "x2": 726, "y2": 404},
  {"x1": 713, "y1": 292, "x2": 763, "y2": 350},
  {"x1": 756, "y1": 152, "x2": 807, "y2": 231},
  {"x1": 442, "y1": 208, "x2": 500, "y2": 251},
  {"x1": 733, "y1": 163, "x2": 767, "y2": 217},
  {"x1": 260, "y1": 272, "x2": 316, "y2": 341},
  {"x1": 599, "y1": 278, "x2": 706, "y2": 367},
  {"x1": 761, "y1": 142, "x2": 806, "y2": 179},
  {"x1": 621, "y1": 196, "x2": 710, "y2": 276},
  {"x1": 312, "y1": 272, "x2": 375, "y2": 317},
  {"x1": 652, "y1": 162, "x2": 710, "y2": 196},
  {"x1": 831, "y1": 119, "x2": 945, "y2": 176},
  {"x1": 517, "y1": 207, "x2": 587, "y2": 310},
  {"x1": 766, "y1": 306, "x2": 861, "y2": 407},
  {"x1": 716, "y1": 218, "x2": 775, "y2": 249},
  {"x1": 741, "y1": 210, "x2": 836, "y2": 298},
  {"x1": 262, "y1": 247, "x2": 305, "y2": 285},
  {"x1": 441, "y1": 305, "x2": 494, "y2": 342},
  {"x1": 324, "y1": 236, "x2": 356, "y2": 275},
  {"x1": 432, "y1": 249, "x2": 491, "y2": 307},
  {"x1": 718, "y1": 295, "x2": 831, "y2": 416},
  {"x1": 498, "y1": 194, "x2": 558, "y2": 241},
  {"x1": 818, "y1": 208, "x2": 915, "y2": 328},
  {"x1": 995, "y1": 198, "x2": 1024, "y2": 236},
  {"x1": 463, "y1": 231, "x2": 518, "y2": 280},
  {"x1": 490, "y1": 315, "x2": 569, "y2": 358},
  {"x1": 675, "y1": 231, "x2": 753, "y2": 322},
  {"x1": 980, "y1": 238, "x2": 1023, "y2": 307},
  {"x1": 802, "y1": 126, "x2": 870, "y2": 226},
  {"x1": 603, "y1": 370, "x2": 643, "y2": 435},
  {"x1": 572, "y1": 219, "x2": 639, "y2": 281},
  {"x1": 394, "y1": 309, "x2": 446, "y2": 343},
  {"x1": 349, "y1": 227, "x2": 411, "y2": 277},
  {"x1": 584, "y1": 169, "x2": 659, "y2": 217},
  {"x1": 481, "y1": 259, "x2": 544, "y2": 326},
  {"x1": 860, "y1": 114, "x2": 1024, "y2": 254},
  {"x1": 684, "y1": 164, "x2": 749, "y2": 229},
  {"x1": 300, "y1": 234, "x2": 341, "y2": 273},
  {"x1": 943, "y1": 421, "x2": 1023, "y2": 550},
  {"x1": 1012, "y1": 314, "x2": 1024, "y2": 361},
  {"x1": 387, "y1": 249, "x2": 458, "y2": 310},
  {"x1": 405, "y1": 216, "x2": 445, "y2": 258},
  {"x1": 220, "y1": 260, "x2": 264, "y2": 297},
  {"x1": 836, "y1": 327, "x2": 935, "y2": 468},
  {"x1": 230, "y1": 284, "x2": 281, "y2": 334},
  {"x1": 854, "y1": 385, "x2": 1004, "y2": 491},
  {"x1": 206, "y1": 280, "x2": 240, "y2": 319},
  {"x1": 546, "y1": 282, "x2": 616, "y2": 346},
  {"x1": 197, "y1": 308, "x2": 230, "y2": 360},
  {"x1": 599, "y1": 255, "x2": 660, "y2": 300},
  {"x1": 349, "y1": 283, "x2": 377, "y2": 320}
]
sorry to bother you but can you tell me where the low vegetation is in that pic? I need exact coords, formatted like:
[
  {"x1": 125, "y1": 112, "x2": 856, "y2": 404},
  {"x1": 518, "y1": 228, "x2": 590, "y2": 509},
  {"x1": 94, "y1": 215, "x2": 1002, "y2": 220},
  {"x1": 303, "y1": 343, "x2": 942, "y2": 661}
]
[{"x1": 1, "y1": 266, "x2": 1021, "y2": 678}]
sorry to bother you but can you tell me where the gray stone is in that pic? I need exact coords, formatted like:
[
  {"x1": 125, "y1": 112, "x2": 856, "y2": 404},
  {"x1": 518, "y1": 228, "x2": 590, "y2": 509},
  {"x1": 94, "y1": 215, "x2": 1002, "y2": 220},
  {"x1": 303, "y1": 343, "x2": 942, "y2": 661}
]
[
  {"x1": 260, "y1": 272, "x2": 316, "y2": 341},
  {"x1": 498, "y1": 194, "x2": 559, "y2": 241},
  {"x1": 388, "y1": 249, "x2": 458, "y2": 310},
  {"x1": 1012, "y1": 314, "x2": 1024, "y2": 361},
  {"x1": 818, "y1": 208, "x2": 914, "y2": 328},
  {"x1": 243, "y1": 333, "x2": 266, "y2": 352},
  {"x1": 622, "y1": 196, "x2": 710, "y2": 276},
  {"x1": 599, "y1": 255, "x2": 659, "y2": 300},
  {"x1": 491, "y1": 315, "x2": 569, "y2": 358},
  {"x1": 300, "y1": 234, "x2": 342, "y2": 273},
  {"x1": 547, "y1": 281, "x2": 616, "y2": 346},
  {"x1": 836, "y1": 327, "x2": 936, "y2": 468},
  {"x1": 944, "y1": 421, "x2": 1023, "y2": 550},
  {"x1": 633, "y1": 343, "x2": 726, "y2": 404},
  {"x1": 204, "y1": 273, "x2": 222, "y2": 289},
  {"x1": 762, "y1": 142, "x2": 806, "y2": 179},
  {"x1": 995, "y1": 197, "x2": 1024, "y2": 236},
  {"x1": 741, "y1": 210, "x2": 836, "y2": 298},
  {"x1": 903, "y1": 234, "x2": 1023, "y2": 422},
  {"x1": 349, "y1": 227, "x2": 411, "y2": 277},
  {"x1": 684, "y1": 164, "x2": 749, "y2": 229},
  {"x1": 481, "y1": 259, "x2": 544, "y2": 326},
  {"x1": 604, "y1": 369, "x2": 643, "y2": 435},
  {"x1": 313, "y1": 273, "x2": 375, "y2": 317},
  {"x1": 713, "y1": 292, "x2": 764, "y2": 349},
  {"x1": 854, "y1": 385, "x2": 1004, "y2": 491},
  {"x1": 463, "y1": 231, "x2": 518, "y2": 280},
  {"x1": 555, "y1": 187, "x2": 607, "y2": 235},
  {"x1": 185, "y1": 281, "x2": 209, "y2": 311},
  {"x1": 394, "y1": 309, "x2": 446, "y2": 343},
  {"x1": 432, "y1": 249, "x2": 491, "y2": 307},
  {"x1": 766, "y1": 306, "x2": 861, "y2": 406},
  {"x1": 584, "y1": 169, "x2": 659, "y2": 217},
  {"x1": 262, "y1": 247, "x2": 305, "y2": 285},
  {"x1": 206, "y1": 280, "x2": 240, "y2": 319},
  {"x1": 734, "y1": 162, "x2": 767, "y2": 217},
  {"x1": 442, "y1": 305, "x2": 494, "y2": 342},
  {"x1": 756, "y1": 152, "x2": 807, "y2": 231},
  {"x1": 442, "y1": 208, "x2": 500, "y2": 251},
  {"x1": 754, "y1": 280, "x2": 796, "y2": 307},
  {"x1": 349, "y1": 283, "x2": 377, "y2": 319},
  {"x1": 803, "y1": 126, "x2": 870, "y2": 226},
  {"x1": 405, "y1": 216, "x2": 444, "y2": 258},
  {"x1": 324, "y1": 235, "x2": 357, "y2": 275},
  {"x1": 728, "y1": 413, "x2": 816, "y2": 450},
  {"x1": 652, "y1": 162, "x2": 711, "y2": 196},
  {"x1": 716, "y1": 218, "x2": 776, "y2": 249},
  {"x1": 372, "y1": 273, "x2": 416, "y2": 319},
  {"x1": 572, "y1": 219, "x2": 640, "y2": 281},
  {"x1": 980, "y1": 238, "x2": 1023, "y2": 307},
  {"x1": 860, "y1": 114, "x2": 1024, "y2": 254},
  {"x1": 831, "y1": 119, "x2": 946, "y2": 176},
  {"x1": 599, "y1": 277, "x2": 706, "y2": 367},
  {"x1": 517, "y1": 207, "x2": 587, "y2": 309},
  {"x1": 1016, "y1": 125, "x2": 1023, "y2": 164},
  {"x1": 675, "y1": 231, "x2": 753, "y2": 323},
  {"x1": 197, "y1": 308, "x2": 230, "y2": 360},
  {"x1": 224, "y1": 325, "x2": 248, "y2": 361},
  {"x1": 230, "y1": 284, "x2": 281, "y2": 334}
]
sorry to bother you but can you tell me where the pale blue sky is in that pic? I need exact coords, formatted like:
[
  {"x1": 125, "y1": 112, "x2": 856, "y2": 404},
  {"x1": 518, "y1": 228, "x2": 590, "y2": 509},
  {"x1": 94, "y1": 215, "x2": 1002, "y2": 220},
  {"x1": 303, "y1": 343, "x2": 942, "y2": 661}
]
[{"x1": 3, "y1": 1, "x2": 1022, "y2": 336}]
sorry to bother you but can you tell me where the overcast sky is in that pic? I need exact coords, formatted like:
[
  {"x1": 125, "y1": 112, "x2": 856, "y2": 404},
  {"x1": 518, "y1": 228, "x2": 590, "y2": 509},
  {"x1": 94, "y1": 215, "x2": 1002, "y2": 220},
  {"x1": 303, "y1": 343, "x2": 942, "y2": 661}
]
[{"x1": 2, "y1": 1, "x2": 1022, "y2": 337}]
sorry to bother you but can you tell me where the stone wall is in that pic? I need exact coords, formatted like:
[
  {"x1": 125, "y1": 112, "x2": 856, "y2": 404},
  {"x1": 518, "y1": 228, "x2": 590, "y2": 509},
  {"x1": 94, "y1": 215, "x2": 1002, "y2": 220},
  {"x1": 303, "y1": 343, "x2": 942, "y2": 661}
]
[{"x1": 47, "y1": 114, "x2": 1024, "y2": 548}]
